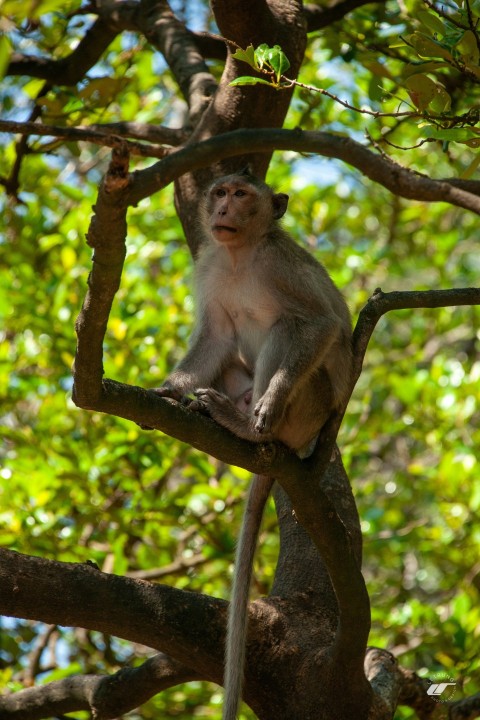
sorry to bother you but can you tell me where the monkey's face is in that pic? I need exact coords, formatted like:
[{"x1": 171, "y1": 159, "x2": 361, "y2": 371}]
[{"x1": 207, "y1": 178, "x2": 269, "y2": 247}]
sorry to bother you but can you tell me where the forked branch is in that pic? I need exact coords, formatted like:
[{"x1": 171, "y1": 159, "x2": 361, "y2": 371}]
[{"x1": 0, "y1": 653, "x2": 199, "y2": 720}]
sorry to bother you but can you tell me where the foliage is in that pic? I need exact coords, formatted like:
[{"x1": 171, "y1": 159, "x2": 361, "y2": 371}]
[{"x1": 0, "y1": 0, "x2": 479, "y2": 717}]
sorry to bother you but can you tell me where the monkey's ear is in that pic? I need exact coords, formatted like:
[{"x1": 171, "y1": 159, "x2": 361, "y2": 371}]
[
  {"x1": 272, "y1": 193, "x2": 289, "y2": 219},
  {"x1": 239, "y1": 164, "x2": 254, "y2": 177}
]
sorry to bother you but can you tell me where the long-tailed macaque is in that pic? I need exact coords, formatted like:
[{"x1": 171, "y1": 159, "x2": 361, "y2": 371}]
[{"x1": 156, "y1": 171, "x2": 353, "y2": 720}]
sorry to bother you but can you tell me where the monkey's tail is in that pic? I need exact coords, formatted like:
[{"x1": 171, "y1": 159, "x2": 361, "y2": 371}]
[{"x1": 222, "y1": 474, "x2": 274, "y2": 720}]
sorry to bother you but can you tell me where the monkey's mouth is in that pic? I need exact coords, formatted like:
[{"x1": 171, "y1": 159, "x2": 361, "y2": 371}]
[{"x1": 214, "y1": 225, "x2": 237, "y2": 233}]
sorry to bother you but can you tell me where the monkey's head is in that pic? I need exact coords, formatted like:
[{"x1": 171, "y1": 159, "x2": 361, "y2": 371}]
[{"x1": 202, "y1": 173, "x2": 289, "y2": 248}]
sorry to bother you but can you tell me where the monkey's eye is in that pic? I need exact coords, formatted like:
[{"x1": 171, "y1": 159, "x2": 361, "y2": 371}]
[
  {"x1": 234, "y1": 189, "x2": 246, "y2": 197},
  {"x1": 215, "y1": 188, "x2": 226, "y2": 197}
]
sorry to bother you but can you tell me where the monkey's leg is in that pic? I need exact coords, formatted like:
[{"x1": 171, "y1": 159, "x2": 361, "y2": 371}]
[{"x1": 253, "y1": 316, "x2": 341, "y2": 435}]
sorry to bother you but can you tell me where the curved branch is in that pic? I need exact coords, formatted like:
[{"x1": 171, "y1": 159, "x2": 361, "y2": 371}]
[
  {"x1": 185, "y1": 1, "x2": 389, "y2": 59},
  {"x1": 304, "y1": 0, "x2": 387, "y2": 31},
  {"x1": 352, "y1": 287, "x2": 480, "y2": 383},
  {"x1": 136, "y1": 0, "x2": 217, "y2": 122},
  {"x1": 0, "y1": 654, "x2": 199, "y2": 720},
  {"x1": 397, "y1": 666, "x2": 480, "y2": 719},
  {"x1": 365, "y1": 648, "x2": 401, "y2": 719},
  {"x1": 7, "y1": 19, "x2": 118, "y2": 86},
  {"x1": 128, "y1": 128, "x2": 480, "y2": 214},
  {"x1": 6, "y1": 124, "x2": 475, "y2": 217}
]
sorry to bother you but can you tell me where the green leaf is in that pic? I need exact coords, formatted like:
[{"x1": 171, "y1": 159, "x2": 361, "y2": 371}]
[
  {"x1": 429, "y1": 84, "x2": 452, "y2": 113},
  {"x1": 265, "y1": 45, "x2": 290, "y2": 81},
  {"x1": 231, "y1": 45, "x2": 257, "y2": 70},
  {"x1": 407, "y1": 32, "x2": 454, "y2": 60},
  {"x1": 254, "y1": 43, "x2": 271, "y2": 70},
  {"x1": 0, "y1": 34, "x2": 11, "y2": 80},
  {"x1": 368, "y1": 76, "x2": 384, "y2": 102},
  {"x1": 417, "y1": 9, "x2": 446, "y2": 36},
  {"x1": 405, "y1": 73, "x2": 437, "y2": 110},
  {"x1": 456, "y1": 30, "x2": 480, "y2": 64},
  {"x1": 403, "y1": 61, "x2": 449, "y2": 78},
  {"x1": 418, "y1": 125, "x2": 480, "y2": 143},
  {"x1": 229, "y1": 76, "x2": 275, "y2": 87}
]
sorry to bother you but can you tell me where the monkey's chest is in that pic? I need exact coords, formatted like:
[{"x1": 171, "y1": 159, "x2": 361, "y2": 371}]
[{"x1": 217, "y1": 281, "x2": 279, "y2": 358}]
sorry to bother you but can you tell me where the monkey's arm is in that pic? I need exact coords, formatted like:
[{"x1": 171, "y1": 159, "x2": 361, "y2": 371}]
[{"x1": 158, "y1": 310, "x2": 236, "y2": 397}]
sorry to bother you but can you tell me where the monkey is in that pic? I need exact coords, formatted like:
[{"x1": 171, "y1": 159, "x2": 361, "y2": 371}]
[{"x1": 155, "y1": 171, "x2": 353, "y2": 720}]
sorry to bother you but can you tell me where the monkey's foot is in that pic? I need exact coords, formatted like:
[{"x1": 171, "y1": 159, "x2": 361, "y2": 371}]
[
  {"x1": 194, "y1": 388, "x2": 251, "y2": 434},
  {"x1": 195, "y1": 388, "x2": 273, "y2": 443},
  {"x1": 253, "y1": 388, "x2": 284, "y2": 434},
  {"x1": 194, "y1": 388, "x2": 236, "y2": 420}
]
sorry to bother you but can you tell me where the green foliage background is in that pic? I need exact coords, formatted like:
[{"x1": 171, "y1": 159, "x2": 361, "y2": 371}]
[{"x1": 0, "y1": 0, "x2": 479, "y2": 717}]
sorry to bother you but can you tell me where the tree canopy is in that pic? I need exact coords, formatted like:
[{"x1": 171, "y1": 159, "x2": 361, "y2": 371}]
[{"x1": 0, "y1": 1, "x2": 479, "y2": 719}]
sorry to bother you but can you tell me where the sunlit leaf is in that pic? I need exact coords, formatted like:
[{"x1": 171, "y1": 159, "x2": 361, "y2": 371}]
[
  {"x1": 407, "y1": 32, "x2": 454, "y2": 60},
  {"x1": 0, "y1": 33, "x2": 11, "y2": 79},
  {"x1": 455, "y1": 30, "x2": 480, "y2": 64},
  {"x1": 231, "y1": 44, "x2": 257, "y2": 70},
  {"x1": 254, "y1": 43, "x2": 271, "y2": 70},
  {"x1": 417, "y1": 9, "x2": 446, "y2": 36},
  {"x1": 265, "y1": 45, "x2": 290, "y2": 81},
  {"x1": 405, "y1": 73, "x2": 437, "y2": 110},
  {"x1": 229, "y1": 76, "x2": 274, "y2": 87}
]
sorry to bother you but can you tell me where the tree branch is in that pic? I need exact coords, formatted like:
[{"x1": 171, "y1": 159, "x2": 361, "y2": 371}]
[
  {"x1": 0, "y1": 120, "x2": 172, "y2": 160},
  {"x1": 127, "y1": 128, "x2": 480, "y2": 215},
  {"x1": 3, "y1": 122, "x2": 480, "y2": 214},
  {"x1": 136, "y1": 0, "x2": 217, "y2": 122},
  {"x1": 0, "y1": 548, "x2": 225, "y2": 683},
  {"x1": 7, "y1": 19, "x2": 118, "y2": 86},
  {"x1": 364, "y1": 648, "x2": 401, "y2": 720},
  {"x1": 304, "y1": 0, "x2": 387, "y2": 31},
  {"x1": 0, "y1": 653, "x2": 199, "y2": 720},
  {"x1": 352, "y1": 287, "x2": 480, "y2": 381},
  {"x1": 397, "y1": 666, "x2": 480, "y2": 719}
]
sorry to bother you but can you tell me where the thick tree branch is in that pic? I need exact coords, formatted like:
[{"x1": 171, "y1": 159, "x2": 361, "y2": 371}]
[
  {"x1": 127, "y1": 129, "x2": 480, "y2": 215},
  {"x1": 3, "y1": 124, "x2": 480, "y2": 215},
  {"x1": 365, "y1": 648, "x2": 401, "y2": 720},
  {"x1": 212, "y1": 0, "x2": 274, "y2": 47},
  {"x1": 193, "y1": 0, "x2": 387, "y2": 56},
  {"x1": 397, "y1": 667, "x2": 480, "y2": 719},
  {"x1": 0, "y1": 548, "x2": 225, "y2": 683},
  {"x1": 0, "y1": 653, "x2": 198, "y2": 720},
  {"x1": 304, "y1": 0, "x2": 387, "y2": 31},
  {"x1": 136, "y1": 0, "x2": 217, "y2": 122}
]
